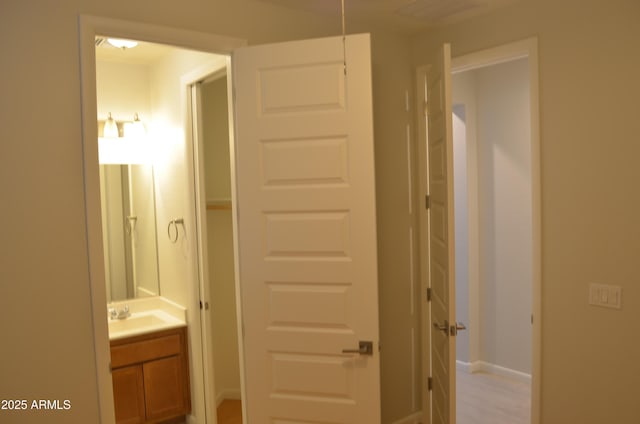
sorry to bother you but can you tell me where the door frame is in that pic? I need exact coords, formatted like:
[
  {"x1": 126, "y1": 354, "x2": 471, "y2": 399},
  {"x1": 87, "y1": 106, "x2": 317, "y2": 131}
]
[
  {"x1": 416, "y1": 37, "x2": 541, "y2": 424},
  {"x1": 183, "y1": 62, "x2": 237, "y2": 424},
  {"x1": 78, "y1": 15, "x2": 245, "y2": 423}
]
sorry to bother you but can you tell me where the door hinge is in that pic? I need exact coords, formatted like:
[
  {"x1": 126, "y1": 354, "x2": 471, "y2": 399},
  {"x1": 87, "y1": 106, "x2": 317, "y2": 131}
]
[
  {"x1": 425, "y1": 194, "x2": 430, "y2": 210},
  {"x1": 199, "y1": 301, "x2": 210, "y2": 310},
  {"x1": 426, "y1": 287, "x2": 432, "y2": 302},
  {"x1": 428, "y1": 377, "x2": 433, "y2": 391},
  {"x1": 423, "y1": 101, "x2": 429, "y2": 117}
]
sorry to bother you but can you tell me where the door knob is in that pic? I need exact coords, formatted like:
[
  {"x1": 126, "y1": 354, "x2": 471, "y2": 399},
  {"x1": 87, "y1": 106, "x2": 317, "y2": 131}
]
[
  {"x1": 342, "y1": 341, "x2": 374, "y2": 356},
  {"x1": 433, "y1": 319, "x2": 449, "y2": 334},
  {"x1": 450, "y1": 321, "x2": 467, "y2": 336}
]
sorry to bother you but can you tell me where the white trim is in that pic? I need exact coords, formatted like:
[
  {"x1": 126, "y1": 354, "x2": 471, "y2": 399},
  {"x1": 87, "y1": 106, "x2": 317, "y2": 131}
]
[
  {"x1": 182, "y1": 59, "x2": 229, "y2": 424},
  {"x1": 415, "y1": 65, "x2": 431, "y2": 424},
  {"x1": 392, "y1": 411, "x2": 423, "y2": 424},
  {"x1": 457, "y1": 360, "x2": 532, "y2": 384},
  {"x1": 78, "y1": 14, "x2": 245, "y2": 423},
  {"x1": 456, "y1": 359, "x2": 473, "y2": 373},
  {"x1": 451, "y1": 38, "x2": 533, "y2": 74},
  {"x1": 417, "y1": 36, "x2": 541, "y2": 424},
  {"x1": 215, "y1": 389, "x2": 243, "y2": 407}
]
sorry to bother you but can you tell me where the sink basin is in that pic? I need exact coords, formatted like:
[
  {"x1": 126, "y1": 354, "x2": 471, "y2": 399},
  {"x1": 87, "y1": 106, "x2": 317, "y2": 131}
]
[{"x1": 108, "y1": 310, "x2": 185, "y2": 340}]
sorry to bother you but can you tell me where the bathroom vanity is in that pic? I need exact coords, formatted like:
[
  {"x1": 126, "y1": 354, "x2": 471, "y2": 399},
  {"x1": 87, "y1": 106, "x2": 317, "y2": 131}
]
[
  {"x1": 107, "y1": 298, "x2": 190, "y2": 424},
  {"x1": 111, "y1": 326, "x2": 190, "y2": 423}
]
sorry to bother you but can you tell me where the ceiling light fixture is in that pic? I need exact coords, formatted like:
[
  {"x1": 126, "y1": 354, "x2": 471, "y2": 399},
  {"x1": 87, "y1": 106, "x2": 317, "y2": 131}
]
[{"x1": 107, "y1": 38, "x2": 138, "y2": 49}]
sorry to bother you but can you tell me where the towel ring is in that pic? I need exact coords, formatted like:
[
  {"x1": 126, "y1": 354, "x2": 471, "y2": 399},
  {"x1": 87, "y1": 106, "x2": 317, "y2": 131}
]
[{"x1": 167, "y1": 218, "x2": 184, "y2": 244}]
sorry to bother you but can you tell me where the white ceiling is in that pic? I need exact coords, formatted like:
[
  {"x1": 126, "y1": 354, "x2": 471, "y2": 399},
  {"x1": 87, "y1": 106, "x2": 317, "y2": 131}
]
[{"x1": 254, "y1": 0, "x2": 521, "y2": 33}]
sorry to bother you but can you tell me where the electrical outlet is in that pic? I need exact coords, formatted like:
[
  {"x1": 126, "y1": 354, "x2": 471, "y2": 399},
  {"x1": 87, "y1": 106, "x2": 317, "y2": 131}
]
[{"x1": 589, "y1": 283, "x2": 622, "y2": 310}]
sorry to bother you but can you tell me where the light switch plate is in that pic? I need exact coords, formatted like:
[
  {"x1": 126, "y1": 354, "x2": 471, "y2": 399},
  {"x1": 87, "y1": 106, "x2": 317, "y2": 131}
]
[{"x1": 589, "y1": 283, "x2": 622, "y2": 310}]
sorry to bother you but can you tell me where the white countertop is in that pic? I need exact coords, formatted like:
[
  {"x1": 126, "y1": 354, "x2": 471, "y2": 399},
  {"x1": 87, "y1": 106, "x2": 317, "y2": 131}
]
[{"x1": 107, "y1": 296, "x2": 187, "y2": 340}]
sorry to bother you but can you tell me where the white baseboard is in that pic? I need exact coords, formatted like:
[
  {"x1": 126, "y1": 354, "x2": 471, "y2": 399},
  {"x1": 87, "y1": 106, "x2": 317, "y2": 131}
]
[
  {"x1": 456, "y1": 360, "x2": 474, "y2": 373},
  {"x1": 215, "y1": 389, "x2": 242, "y2": 407},
  {"x1": 392, "y1": 411, "x2": 422, "y2": 424},
  {"x1": 456, "y1": 360, "x2": 531, "y2": 384}
]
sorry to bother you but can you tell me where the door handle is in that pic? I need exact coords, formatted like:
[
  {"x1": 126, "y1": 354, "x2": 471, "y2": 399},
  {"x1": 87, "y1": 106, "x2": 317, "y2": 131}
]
[
  {"x1": 433, "y1": 319, "x2": 449, "y2": 334},
  {"x1": 342, "y1": 341, "x2": 374, "y2": 356},
  {"x1": 450, "y1": 321, "x2": 467, "y2": 336},
  {"x1": 433, "y1": 320, "x2": 467, "y2": 336}
]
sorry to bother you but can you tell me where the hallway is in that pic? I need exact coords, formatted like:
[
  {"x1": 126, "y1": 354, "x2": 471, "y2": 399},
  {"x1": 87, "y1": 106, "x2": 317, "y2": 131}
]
[{"x1": 457, "y1": 371, "x2": 530, "y2": 424}]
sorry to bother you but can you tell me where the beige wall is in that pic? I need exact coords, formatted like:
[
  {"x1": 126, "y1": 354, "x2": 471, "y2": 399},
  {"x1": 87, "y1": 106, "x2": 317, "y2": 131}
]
[
  {"x1": 370, "y1": 32, "x2": 422, "y2": 423},
  {"x1": 475, "y1": 58, "x2": 532, "y2": 375},
  {"x1": 452, "y1": 71, "x2": 480, "y2": 367},
  {"x1": 413, "y1": 0, "x2": 640, "y2": 422},
  {"x1": 148, "y1": 48, "x2": 222, "y2": 309},
  {"x1": 452, "y1": 101, "x2": 471, "y2": 364},
  {"x1": 98, "y1": 48, "x2": 222, "y2": 306},
  {"x1": 0, "y1": 1, "x2": 417, "y2": 423},
  {"x1": 96, "y1": 60, "x2": 151, "y2": 122},
  {"x1": 96, "y1": 60, "x2": 159, "y2": 302}
]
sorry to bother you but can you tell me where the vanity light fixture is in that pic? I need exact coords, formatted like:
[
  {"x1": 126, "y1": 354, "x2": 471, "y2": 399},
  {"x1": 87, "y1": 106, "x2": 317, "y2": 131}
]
[
  {"x1": 124, "y1": 113, "x2": 146, "y2": 139},
  {"x1": 107, "y1": 38, "x2": 138, "y2": 49},
  {"x1": 98, "y1": 113, "x2": 152, "y2": 165},
  {"x1": 103, "y1": 112, "x2": 119, "y2": 138}
]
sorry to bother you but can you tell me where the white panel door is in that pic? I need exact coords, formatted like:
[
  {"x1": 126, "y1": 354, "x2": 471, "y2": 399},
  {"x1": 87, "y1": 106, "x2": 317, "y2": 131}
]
[
  {"x1": 233, "y1": 34, "x2": 381, "y2": 423},
  {"x1": 427, "y1": 43, "x2": 456, "y2": 424}
]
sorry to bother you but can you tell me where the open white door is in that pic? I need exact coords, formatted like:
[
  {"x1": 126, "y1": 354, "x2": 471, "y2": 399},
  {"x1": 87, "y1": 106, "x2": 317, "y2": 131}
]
[
  {"x1": 418, "y1": 43, "x2": 456, "y2": 424},
  {"x1": 232, "y1": 34, "x2": 381, "y2": 423}
]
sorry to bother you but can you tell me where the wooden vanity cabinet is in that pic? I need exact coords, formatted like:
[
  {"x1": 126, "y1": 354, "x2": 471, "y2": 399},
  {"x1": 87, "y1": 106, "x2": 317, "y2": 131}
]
[
  {"x1": 110, "y1": 326, "x2": 191, "y2": 424},
  {"x1": 112, "y1": 365, "x2": 145, "y2": 423}
]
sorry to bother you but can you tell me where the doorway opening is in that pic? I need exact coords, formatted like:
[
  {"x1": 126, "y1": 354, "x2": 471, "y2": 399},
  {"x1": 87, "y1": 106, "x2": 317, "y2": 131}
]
[
  {"x1": 416, "y1": 37, "x2": 541, "y2": 424},
  {"x1": 83, "y1": 20, "x2": 384, "y2": 424},
  {"x1": 79, "y1": 16, "x2": 246, "y2": 424},
  {"x1": 452, "y1": 55, "x2": 533, "y2": 424},
  {"x1": 188, "y1": 72, "x2": 244, "y2": 424}
]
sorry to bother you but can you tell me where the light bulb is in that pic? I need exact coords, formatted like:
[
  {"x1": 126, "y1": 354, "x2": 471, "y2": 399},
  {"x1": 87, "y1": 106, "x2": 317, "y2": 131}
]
[
  {"x1": 124, "y1": 113, "x2": 146, "y2": 139},
  {"x1": 103, "y1": 112, "x2": 119, "y2": 138}
]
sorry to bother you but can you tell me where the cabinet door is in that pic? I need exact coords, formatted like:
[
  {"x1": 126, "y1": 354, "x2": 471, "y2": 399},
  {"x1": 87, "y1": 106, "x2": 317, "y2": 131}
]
[
  {"x1": 143, "y1": 356, "x2": 187, "y2": 421},
  {"x1": 112, "y1": 365, "x2": 145, "y2": 424}
]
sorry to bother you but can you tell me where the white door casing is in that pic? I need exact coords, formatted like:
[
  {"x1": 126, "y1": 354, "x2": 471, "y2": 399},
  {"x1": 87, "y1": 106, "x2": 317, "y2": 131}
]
[{"x1": 232, "y1": 34, "x2": 381, "y2": 423}]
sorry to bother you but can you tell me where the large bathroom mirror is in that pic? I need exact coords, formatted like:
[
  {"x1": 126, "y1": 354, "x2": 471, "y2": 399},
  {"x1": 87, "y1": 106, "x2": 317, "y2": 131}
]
[{"x1": 99, "y1": 162, "x2": 160, "y2": 302}]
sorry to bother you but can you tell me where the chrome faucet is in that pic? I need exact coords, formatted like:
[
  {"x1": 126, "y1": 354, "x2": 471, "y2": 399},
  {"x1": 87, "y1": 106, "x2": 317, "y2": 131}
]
[{"x1": 109, "y1": 305, "x2": 130, "y2": 320}]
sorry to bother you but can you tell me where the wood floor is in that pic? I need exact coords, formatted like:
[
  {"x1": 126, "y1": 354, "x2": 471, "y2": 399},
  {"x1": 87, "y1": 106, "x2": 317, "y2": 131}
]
[
  {"x1": 217, "y1": 399, "x2": 242, "y2": 424},
  {"x1": 457, "y1": 371, "x2": 531, "y2": 424}
]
